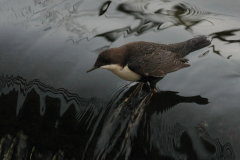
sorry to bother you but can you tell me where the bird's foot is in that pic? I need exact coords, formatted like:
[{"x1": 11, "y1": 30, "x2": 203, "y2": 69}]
[
  {"x1": 151, "y1": 87, "x2": 157, "y2": 93},
  {"x1": 149, "y1": 82, "x2": 158, "y2": 93}
]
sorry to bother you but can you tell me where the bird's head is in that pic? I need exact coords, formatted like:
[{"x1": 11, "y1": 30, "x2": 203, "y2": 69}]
[{"x1": 87, "y1": 49, "x2": 115, "y2": 73}]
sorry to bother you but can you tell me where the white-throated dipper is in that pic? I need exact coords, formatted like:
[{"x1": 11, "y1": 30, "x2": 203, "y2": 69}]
[{"x1": 87, "y1": 35, "x2": 211, "y2": 92}]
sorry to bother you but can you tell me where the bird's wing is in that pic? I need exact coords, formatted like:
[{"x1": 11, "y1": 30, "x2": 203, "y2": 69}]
[{"x1": 128, "y1": 49, "x2": 190, "y2": 77}]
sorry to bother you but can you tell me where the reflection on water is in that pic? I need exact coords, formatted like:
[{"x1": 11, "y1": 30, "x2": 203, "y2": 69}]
[
  {"x1": 0, "y1": 75, "x2": 235, "y2": 159},
  {"x1": 1, "y1": 0, "x2": 239, "y2": 58},
  {"x1": 0, "y1": 0, "x2": 221, "y2": 41},
  {"x1": 99, "y1": 1, "x2": 112, "y2": 16},
  {"x1": 210, "y1": 28, "x2": 240, "y2": 44},
  {"x1": 197, "y1": 124, "x2": 235, "y2": 159},
  {"x1": 98, "y1": 1, "x2": 217, "y2": 42},
  {"x1": 0, "y1": 75, "x2": 88, "y2": 116},
  {"x1": 208, "y1": 28, "x2": 240, "y2": 59},
  {"x1": 1, "y1": 0, "x2": 240, "y2": 159}
]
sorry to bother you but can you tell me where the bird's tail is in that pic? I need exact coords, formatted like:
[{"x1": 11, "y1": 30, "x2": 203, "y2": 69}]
[
  {"x1": 187, "y1": 35, "x2": 211, "y2": 53},
  {"x1": 167, "y1": 35, "x2": 211, "y2": 58}
]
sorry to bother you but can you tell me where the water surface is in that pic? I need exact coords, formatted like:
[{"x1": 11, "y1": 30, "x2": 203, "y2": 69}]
[{"x1": 0, "y1": 0, "x2": 240, "y2": 159}]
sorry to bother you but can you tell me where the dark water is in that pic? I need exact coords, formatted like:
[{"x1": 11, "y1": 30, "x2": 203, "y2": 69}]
[{"x1": 0, "y1": 0, "x2": 240, "y2": 159}]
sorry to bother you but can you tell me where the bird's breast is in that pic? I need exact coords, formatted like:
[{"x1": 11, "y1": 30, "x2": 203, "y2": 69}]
[{"x1": 100, "y1": 64, "x2": 141, "y2": 81}]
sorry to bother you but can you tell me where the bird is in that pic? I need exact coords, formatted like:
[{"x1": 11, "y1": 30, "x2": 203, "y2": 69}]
[{"x1": 87, "y1": 35, "x2": 211, "y2": 92}]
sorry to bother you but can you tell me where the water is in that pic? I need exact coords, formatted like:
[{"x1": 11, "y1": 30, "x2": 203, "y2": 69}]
[{"x1": 0, "y1": 0, "x2": 240, "y2": 159}]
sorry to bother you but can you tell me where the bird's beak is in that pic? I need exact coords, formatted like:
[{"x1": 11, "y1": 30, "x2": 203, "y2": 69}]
[{"x1": 86, "y1": 66, "x2": 98, "y2": 73}]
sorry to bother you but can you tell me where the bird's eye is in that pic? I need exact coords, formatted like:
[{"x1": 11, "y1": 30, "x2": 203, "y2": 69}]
[
  {"x1": 102, "y1": 56, "x2": 110, "y2": 64},
  {"x1": 104, "y1": 59, "x2": 109, "y2": 64}
]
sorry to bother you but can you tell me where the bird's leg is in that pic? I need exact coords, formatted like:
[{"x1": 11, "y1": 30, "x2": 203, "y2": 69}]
[{"x1": 149, "y1": 82, "x2": 158, "y2": 93}]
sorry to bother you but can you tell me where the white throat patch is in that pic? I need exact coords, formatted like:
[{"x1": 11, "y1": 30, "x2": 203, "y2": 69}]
[{"x1": 100, "y1": 64, "x2": 141, "y2": 81}]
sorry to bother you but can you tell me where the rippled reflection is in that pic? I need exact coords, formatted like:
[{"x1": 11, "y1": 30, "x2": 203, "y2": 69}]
[
  {"x1": 118, "y1": 2, "x2": 212, "y2": 30},
  {"x1": 208, "y1": 28, "x2": 240, "y2": 58},
  {"x1": 99, "y1": 1, "x2": 112, "y2": 16},
  {"x1": 1, "y1": 0, "x2": 240, "y2": 159},
  {"x1": 197, "y1": 124, "x2": 235, "y2": 159},
  {"x1": 0, "y1": 0, "x2": 222, "y2": 42},
  {"x1": 99, "y1": 1, "x2": 217, "y2": 42},
  {"x1": 210, "y1": 28, "x2": 240, "y2": 44},
  {"x1": 0, "y1": 75, "x2": 235, "y2": 159}
]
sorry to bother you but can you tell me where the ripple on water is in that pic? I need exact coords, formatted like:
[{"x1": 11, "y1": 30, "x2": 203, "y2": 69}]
[
  {"x1": 1, "y1": 75, "x2": 235, "y2": 159},
  {"x1": 0, "y1": 0, "x2": 240, "y2": 159}
]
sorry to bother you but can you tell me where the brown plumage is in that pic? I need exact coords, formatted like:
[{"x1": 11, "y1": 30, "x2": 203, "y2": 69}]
[{"x1": 87, "y1": 35, "x2": 211, "y2": 92}]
